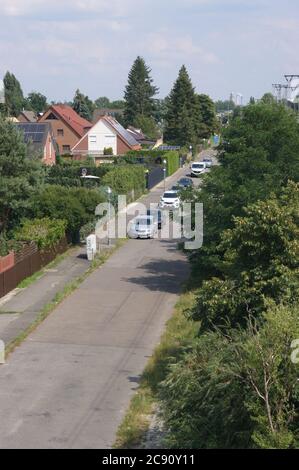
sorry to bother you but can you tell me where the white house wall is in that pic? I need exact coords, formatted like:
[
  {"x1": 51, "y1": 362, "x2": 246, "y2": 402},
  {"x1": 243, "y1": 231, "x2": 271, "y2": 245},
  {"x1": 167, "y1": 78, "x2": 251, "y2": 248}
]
[{"x1": 87, "y1": 119, "x2": 117, "y2": 155}]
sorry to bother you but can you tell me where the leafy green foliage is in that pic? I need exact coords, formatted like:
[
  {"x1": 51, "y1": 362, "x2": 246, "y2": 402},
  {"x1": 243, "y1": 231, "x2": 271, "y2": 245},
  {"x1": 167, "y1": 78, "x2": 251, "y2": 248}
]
[
  {"x1": 160, "y1": 304, "x2": 299, "y2": 449},
  {"x1": 29, "y1": 185, "x2": 105, "y2": 241},
  {"x1": 158, "y1": 100, "x2": 299, "y2": 449},
  {"x1": 197, "y1": 94, "x2": 218, "y2": 138},
  {"x1": 215, "y1": 99, "x2": 236, "y2": 113},
  {"x1": 45, "y1": 160, "x2": 111, "y2": 186},
  {"x1": 191, "y1": 182, "x2": 299, "y2": 329},
  {"x1": 25, "y1": 92, "x2": 48, "y2": 114},
  {"x1": 72, "y1": 89, "x2": 93, "y2": 121},
  {"x1": 102, "y1": 165, "x2": 145, "y2": 195},
  {"x1": 164, "y1": 151, "x2": 179, "y2": 176},
  {"x1": 103, "y1": 147, "x2": 113, "y2": 155},
  {"x1": 191, "y1": 101, "x2": 299, "y2": 278},
  {"x1": 0, "y1": 117, "x2": 45, "y2": 232},
  {"x1": 94, "y1": 97, "x2": 125, "y2": 109},
  {"x1": 164, "y1": 66, "x2": 217, "y2": 146},
  {"x1": 133, "y1": 114, "x2": 159, "y2": 140},
  {"x1": 14, "y1": 217, "x2": 67, "y2": 249},
  {"x1": 124, "y1": 56, "x2": 158, "y2": 127},
  {"x1": 3, "y1": 71, "x2": 25, "y2": 117}
]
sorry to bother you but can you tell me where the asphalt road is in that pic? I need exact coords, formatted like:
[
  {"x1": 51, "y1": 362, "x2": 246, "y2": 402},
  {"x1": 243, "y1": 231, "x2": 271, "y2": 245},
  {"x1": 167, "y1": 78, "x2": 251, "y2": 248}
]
[{"x1": 0, "y1": 150, "x2": 215, "y2": 449}]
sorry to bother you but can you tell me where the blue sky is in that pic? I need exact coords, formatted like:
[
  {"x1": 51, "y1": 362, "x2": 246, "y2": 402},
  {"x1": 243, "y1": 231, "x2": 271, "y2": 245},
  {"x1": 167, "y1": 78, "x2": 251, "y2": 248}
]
[{"x1": 0, "y1": 0, "x2": 298, "y2": 103}]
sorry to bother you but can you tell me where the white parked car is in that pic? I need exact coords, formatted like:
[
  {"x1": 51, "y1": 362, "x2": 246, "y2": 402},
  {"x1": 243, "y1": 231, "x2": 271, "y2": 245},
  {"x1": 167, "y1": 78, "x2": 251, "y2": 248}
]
[
  {"x1": 191, "y1": 162, "x2": 206, "y2": 177},
  {"x1": 202, "y1": 157, "x2": 213, "y2": 168},
  {"x1": 128, "y1": 215, "x2": 158, "y2": 239},
  {"x1": 159, "y1": 190, "x2": 181, "y2": 210}
]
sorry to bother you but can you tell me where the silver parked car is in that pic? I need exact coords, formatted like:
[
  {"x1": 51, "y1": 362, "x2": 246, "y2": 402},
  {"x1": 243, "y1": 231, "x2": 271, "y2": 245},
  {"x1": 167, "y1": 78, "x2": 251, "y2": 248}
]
[
  {"x1": 128, "y1": 215, "x2": 158, "y2": 239},
  {"x1": 202, "y1": 157, "x2": 213, "y2": 168}
]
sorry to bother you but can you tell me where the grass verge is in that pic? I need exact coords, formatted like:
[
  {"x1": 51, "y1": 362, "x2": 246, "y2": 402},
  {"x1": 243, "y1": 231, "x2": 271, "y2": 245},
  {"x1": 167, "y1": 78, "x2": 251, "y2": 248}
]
[
  {"x1": 17, "y1": 247, "x2": 75, "y2": 289},
  {"x1": 113, "y1": 288, "x2": 199, "y2": 449},
  {"x1": 5, "y1": 239, "x2": 127, "y2": 359}
]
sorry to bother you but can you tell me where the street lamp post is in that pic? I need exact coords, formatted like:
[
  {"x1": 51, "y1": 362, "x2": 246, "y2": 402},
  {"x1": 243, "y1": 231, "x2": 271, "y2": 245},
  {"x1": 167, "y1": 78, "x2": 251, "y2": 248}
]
[
  {"x1": 163, "y1": 159, "x2": 167, "y2": 192},
  {"x1": 107, "y1": 186, "x2": 112, "y2": 246}
]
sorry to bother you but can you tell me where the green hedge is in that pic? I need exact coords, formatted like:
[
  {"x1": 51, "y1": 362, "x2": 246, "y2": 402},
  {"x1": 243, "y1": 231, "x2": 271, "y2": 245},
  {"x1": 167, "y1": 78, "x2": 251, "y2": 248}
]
[
  {"x1": 164, "y1": 151, "x2": 180, "y2": 176},
  {"x1": 122, "y1": 149, "x2": 180, "y2": 175},
  {"x1": 30, "y1": 186, "x2": 106, "y2": 242},
  {"x1": 14, "y1": 218, "x2": 67, "y2": 249},
  {"x1": 46, "y1": 162, "x2": 112, "y2": 186},
  {"x1": 102, "y1": 165, "x2": 146, "y2": 196}
]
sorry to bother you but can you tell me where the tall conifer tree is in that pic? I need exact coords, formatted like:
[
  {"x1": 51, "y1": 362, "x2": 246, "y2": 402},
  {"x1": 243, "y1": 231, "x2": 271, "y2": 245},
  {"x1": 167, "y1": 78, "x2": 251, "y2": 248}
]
[
  {"x1": 164, "y1": 65, "x2": 198, "y2": 146},
  {"x1": 124, "y1": 56, "x2": 158, "y2": 127},
  {"x1": 3, "y1": 71, "x2": 25, "y2": 117}
]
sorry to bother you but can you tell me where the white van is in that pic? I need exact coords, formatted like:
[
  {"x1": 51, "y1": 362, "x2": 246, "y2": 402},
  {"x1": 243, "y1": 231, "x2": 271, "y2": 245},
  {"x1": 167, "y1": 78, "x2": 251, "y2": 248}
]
[{"x1": 191, "y1": 162, "x2": 206, "y2": 177}]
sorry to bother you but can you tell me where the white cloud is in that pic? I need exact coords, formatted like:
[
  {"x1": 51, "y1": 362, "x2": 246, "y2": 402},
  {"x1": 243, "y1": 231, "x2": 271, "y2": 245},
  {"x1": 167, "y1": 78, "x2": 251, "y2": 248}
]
[
  {"x1": 0, "y1": 0, "x2": 138, "y2": 17},
  {"x1": 146, "y1": 32, "x2": 220, "y2": 65}
]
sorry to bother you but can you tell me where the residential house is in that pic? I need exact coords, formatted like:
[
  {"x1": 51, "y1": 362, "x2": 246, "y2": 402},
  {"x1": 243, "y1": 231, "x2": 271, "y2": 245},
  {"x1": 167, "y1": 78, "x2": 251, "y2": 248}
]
[
  {"x1": 38, "y1": 104, "x2": 92, "y2": 155},
  {"x1": 126, "y1": 126, "x2": 157, "y2": 146},
  {"x1": 16, "y1": 122, "x2": 57, "y2": 165},
  {"x1": 17, "y1": 110, "x2": 37, "y2": 123},
  {"x1": 72, "y1": 115, "x2": 141, "y2": 160}
]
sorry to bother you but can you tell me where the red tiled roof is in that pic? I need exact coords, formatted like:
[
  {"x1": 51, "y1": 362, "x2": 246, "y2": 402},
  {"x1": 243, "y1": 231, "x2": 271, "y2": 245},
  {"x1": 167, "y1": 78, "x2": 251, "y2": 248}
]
[{"x1": 48, "y1": 104, "x2": 92, "y2": 137}]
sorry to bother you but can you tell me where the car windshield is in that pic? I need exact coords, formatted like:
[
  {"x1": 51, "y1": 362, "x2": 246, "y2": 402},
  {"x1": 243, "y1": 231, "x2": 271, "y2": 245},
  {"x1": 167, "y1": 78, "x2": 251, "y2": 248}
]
[
  {"x1": 192, "y1": 163, "x2": 204, "y2": 168},
  {"x1": 147, "y1": 210, "x2": 160, "y2": 216},
  {"x1": 179, "y1": 179, "x2": 189, "y2": 184},
  {"x1": 163, "y1": 192, "x2": 177, "y2": 198},
  {"x1": 136, "y1": 217, "x2": 152, "y2": 226}
]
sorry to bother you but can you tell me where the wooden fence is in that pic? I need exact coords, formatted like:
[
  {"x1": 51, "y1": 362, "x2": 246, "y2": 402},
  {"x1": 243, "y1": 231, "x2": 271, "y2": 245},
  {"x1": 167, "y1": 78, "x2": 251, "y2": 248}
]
[{"x1": 0, "y1": 238, "x2": 68, "y2": 299}]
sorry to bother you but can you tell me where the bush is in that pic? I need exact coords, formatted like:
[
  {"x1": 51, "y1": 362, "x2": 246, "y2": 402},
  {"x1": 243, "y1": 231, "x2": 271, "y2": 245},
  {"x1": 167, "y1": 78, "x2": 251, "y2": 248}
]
[
  {"x1": 102, "y1": 165, "x2": 146, "y2": 196},
  {"x1": 160, "y1": 304, "x2": 299, "y2": 449},
  {"x1": 104, "y1": 147, "x2": 113, "y2": 155},
  {"x1": 79, "y1": 220, "x2": 97, "y2": 242},
  {"x1": 45, "y1": 161, "x2": 112, "y2": 186},
  {"x1": 164, "y1": 150, "x2": 179, "y2": 175},
  {"x1": 30, "y1": 185, "x2": 106, "y2": 242},
  {"x1": 14, "y1": 218, "x2": 67, "y2": 249}
]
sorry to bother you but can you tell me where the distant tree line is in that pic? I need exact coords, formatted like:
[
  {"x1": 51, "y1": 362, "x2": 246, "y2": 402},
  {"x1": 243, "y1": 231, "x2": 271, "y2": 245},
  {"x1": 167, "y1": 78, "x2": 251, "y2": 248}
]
[{"x1": 1, "y1": 58, "x2": 218, "y2": 146}]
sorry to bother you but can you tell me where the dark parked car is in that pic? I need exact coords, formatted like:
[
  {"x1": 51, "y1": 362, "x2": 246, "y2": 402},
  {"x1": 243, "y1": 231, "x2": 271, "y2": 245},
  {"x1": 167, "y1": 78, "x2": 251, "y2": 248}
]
[{"x1": 177, "y1": 177, "x2": 194, "y2": 188}]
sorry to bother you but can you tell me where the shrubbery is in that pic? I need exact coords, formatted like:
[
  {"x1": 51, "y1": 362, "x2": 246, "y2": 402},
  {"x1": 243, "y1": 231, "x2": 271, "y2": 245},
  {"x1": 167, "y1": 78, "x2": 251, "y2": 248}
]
[
  {"x1": 102, "y1": 165, "x2": 146, "y2": 196},
  {"x1": 164, "y1": 151, "x2": 179, "y2": 175},
  {"x1": 158, "y1": 101, "x2": 299, "y2": 449},
  {"x1": 14, "y1": 217, "x2": 67, "y2": 249},
  {"x1": 45, "y1": 161, "x2": 112, "y2": 186},
  {"x1": 29, "y1": 185, "x2": 106, "y2": 242}
]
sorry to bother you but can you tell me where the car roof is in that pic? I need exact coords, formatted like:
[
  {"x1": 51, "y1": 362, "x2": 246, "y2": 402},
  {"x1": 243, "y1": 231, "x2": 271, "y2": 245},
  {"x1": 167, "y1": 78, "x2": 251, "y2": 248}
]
[
  {"x1": 134, "y1": 215, "x2": 154, "y2": 221},
  {"x1": 164, "y1": 190, "x2": 178, "y2": 195}
]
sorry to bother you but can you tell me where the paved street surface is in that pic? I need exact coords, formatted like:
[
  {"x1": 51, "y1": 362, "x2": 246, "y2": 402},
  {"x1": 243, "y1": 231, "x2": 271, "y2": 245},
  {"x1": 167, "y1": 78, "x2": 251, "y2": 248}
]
[
  {"x1": 0, "y1": 150, "x2": 215, "y2": 449},
  {"x1": 0, "y1": 247, "x2": 89, "y2": 344}
]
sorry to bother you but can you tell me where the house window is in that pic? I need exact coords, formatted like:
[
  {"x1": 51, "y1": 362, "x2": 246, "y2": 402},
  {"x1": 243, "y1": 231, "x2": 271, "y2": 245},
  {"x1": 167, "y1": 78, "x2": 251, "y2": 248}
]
[
  {"x1": 62, "y1": 145, "x2": 71, "y2": 153},
  {"x1": 57, "y1": 129, "x2": 64, "y2": 136},
  {"x1": 46, "y1": 113, "x2": 58, "y2": 120},
  {"x1": 89, "y1": 135, "x2": 97, "y2": 144}
]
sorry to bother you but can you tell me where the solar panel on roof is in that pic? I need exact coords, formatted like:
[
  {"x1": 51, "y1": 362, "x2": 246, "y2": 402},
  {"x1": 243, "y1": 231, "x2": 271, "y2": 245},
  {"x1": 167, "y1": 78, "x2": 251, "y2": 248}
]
[{"x1": 108, "y1": 119, "x2": 139, "y2": 146}]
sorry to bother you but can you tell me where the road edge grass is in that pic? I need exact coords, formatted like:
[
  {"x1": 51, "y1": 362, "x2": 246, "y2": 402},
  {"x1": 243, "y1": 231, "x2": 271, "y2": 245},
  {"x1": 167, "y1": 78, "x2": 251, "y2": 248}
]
[
  {"x1": 16, "y1": 246, "x2": 75, "y2": 289},
  {"x1": 5, "y1": 239, "x2": 127, "y2": 359},
  {"x1": 113, "y1": 287, "x2": 199, "y2": 449}
]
